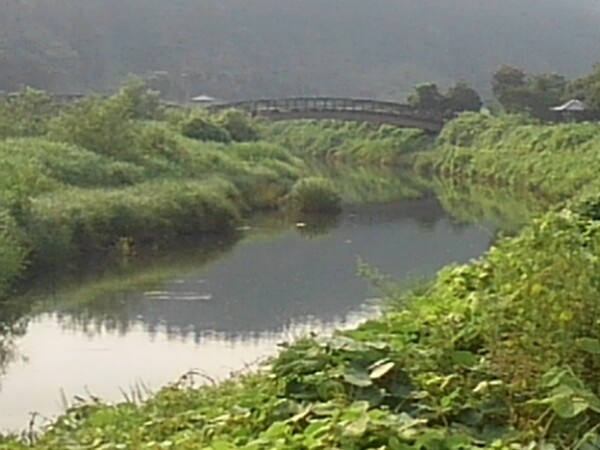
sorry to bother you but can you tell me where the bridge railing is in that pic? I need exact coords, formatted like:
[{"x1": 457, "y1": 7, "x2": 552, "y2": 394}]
[{"x1": 209, "y1": 97, "x2": 443, "y2": 121}]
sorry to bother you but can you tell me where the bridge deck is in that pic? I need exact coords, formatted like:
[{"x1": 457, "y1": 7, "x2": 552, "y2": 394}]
[{"x1": 209, "y1": 97, "x2": 444, "y2": 133}]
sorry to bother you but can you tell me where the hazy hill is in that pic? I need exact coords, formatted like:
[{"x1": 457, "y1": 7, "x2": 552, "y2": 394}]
[{"x1": 1, "y1": 0, "x2": 600, "y2": 101}]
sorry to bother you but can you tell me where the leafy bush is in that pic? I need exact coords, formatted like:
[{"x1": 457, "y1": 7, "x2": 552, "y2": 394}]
[
  {"x1": 217, "y1": 109, "x2": 260, "y2": 142},
  {"x1": 181, "y1": 116, "x2": 231, "y2": 143},
  {"x1": 27, "y1": 178, "x2": 243, "y2": 267},
  {"x1": 133, "y1": 122, "x2": 189, "y2": 160},
  {"x1": 423, "y1": 113, "x2": 600, "y2": 202},
  {"x1": 285, "y1": 177, "x2": 342, "y2": 213},
  {"x1": 0, "y1": 210, "x2": 28, "y2": 298},
  {"x1": 47, "y1": 95, "x2": 136, "y2": 158},
  {"x1": 264, "y1": 120, "x2": 432, "y2": 164},
  {"x1": 0, "y1": 88, "x2": 56, "y2": 139}
]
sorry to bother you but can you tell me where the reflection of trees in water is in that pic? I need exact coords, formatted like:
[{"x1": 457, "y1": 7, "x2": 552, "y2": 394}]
[
  {"x1": 34, "y1": 235, "x2": 240, "y2": 336},
  {"x1": 312, "y1": 165, "x2": 427, "y2": 205},
  {"x1": 429, "y1": 178, "x2": 547, "y2": 233},
  {"x1": 41, "y1": 195, "x2": 489, "y2": 342},
  {"x1": 52, "y1": 301, "x2": 377, "y2": 346},
  {"x1": 0, "y1": 299, "x2": 31, "y2": 382},
  {"x1": 24, "y1": 174, "x2": 528, "y2": 345},
  {"x1": 342, "y1": 195, "x2": 447, "y2": 230}
]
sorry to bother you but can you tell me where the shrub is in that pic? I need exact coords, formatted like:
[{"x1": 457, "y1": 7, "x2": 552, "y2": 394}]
[
  {"x1": 0, "y1": 138, "x2": 147, "y2": 189},
  {"x1": 285, "y1": 177, "x2": 342, "y2": 213},
  {"x1": 0, "y1": 210, "x2": 28, "y2": 297},
  {"x1": 0, "y1": 87, "x2": 57, "y2": 139},
  {"x1": 27, "y1": 178, "x2": 243, "y2": 267},
  {"x1": 47, "y1": 95, "x2": 136, "y2": 159},
  {"x1": 134, "y1": 122, "x2": 189, "y2": 160},
  {"x1": 181, "y1": 116, "x2": 231, "y2": 143},
  {"x1": 217, "y1": 109, "x2": 259, "y2": 142}
]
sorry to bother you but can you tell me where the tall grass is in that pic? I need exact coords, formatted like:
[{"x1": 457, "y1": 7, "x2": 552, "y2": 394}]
[
  {"x1": 263, "y1": 120, "x2": 432, "y2": 165},
  {"x1": 0, "y1": 89, "x2": 311, "y2": 299},
  {"x1": 417, "y1": 113, "x2": 600, "y2": 202}
]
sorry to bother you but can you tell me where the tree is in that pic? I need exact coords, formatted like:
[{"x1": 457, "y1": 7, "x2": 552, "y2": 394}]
[
  {"x1": 492, "y1": 65, "x2": 527, "y2": 113},
  {"x1": 408, "y1": 82, "x2": 482, "y2": 116},
  {"x1": 408, "y1": 83, "x2": 445, "y2": 111},
  {"x1": 566, "y1": 64, "x2": 600, "y2": 117},
  {"x1": 492, "y1": 65, "x2": 567, "y2": 119},
  {"x1": 145, "y1": 71, "x2": 172, "y2": 100},
  {"x1": 445, "y1": 83, "x2": 482, "y2": 113}
]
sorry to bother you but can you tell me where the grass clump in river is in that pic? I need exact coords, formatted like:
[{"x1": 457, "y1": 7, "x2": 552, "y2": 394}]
[{"x1": 284, "y1": 177, "x2": 342, "y2": 214}]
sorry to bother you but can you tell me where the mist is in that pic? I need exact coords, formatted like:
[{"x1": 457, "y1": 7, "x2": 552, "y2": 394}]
[{"x1": 2, "y1": 0, "x2": 599, "y2": 100}]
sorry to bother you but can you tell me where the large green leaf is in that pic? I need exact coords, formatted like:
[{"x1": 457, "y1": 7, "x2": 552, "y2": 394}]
[
  {"x1": 369, "y1": 361, "x2": 395, "y2": 380},
  {"x1": 576, "y1": 338, "x2": 600, "y2": 355},
  {"x1": 344, "y1": 369, "x2": 373, "y2": 387},
  {"x1": 551, "y1": 394, "x2": 589, "y2": 419}
]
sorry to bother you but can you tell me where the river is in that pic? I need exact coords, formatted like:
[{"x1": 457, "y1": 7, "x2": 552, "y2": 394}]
[{"x1": 0, "y1": 188, "x2": 528, "y2": 432}]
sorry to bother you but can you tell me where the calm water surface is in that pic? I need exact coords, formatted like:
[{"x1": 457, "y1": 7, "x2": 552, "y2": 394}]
[{"x1": 0, "y1": 196, "x2": 497, "y2": 431}]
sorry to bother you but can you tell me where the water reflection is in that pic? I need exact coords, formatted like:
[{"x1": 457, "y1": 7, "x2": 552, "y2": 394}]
[
  {"x1": 0, "y1": 173, "x2": 548, "y2": 431},
  {"x1": 43, "y1": 198, "x2": 491, "y2": 338},
  {"x1": 0, "y1": 307, "x2": 375, "y2": 433}
]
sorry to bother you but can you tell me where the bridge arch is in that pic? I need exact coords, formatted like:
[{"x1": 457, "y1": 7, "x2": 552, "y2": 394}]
[{"x1": 209, "y1": 97, "x2": 445, "y2": 134}]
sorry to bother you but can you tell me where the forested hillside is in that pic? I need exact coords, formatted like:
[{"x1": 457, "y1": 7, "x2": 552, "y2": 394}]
[{"x1": 1, "y1": 0, "x2": 600, "y2": 101}]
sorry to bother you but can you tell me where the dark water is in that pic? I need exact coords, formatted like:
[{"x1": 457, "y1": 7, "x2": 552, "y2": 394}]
[{"x1": 0, "y1": 195, "x2": 499, "y2": 432}]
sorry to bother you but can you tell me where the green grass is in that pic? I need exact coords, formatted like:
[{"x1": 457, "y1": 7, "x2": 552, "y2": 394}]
[
  {"x1": 0, "y1": 89, "x2": 436, "y2": 302},
  {"x1": 3, "y1": 208, "x2": 600, "y2": 448},
  {"x1": 0, "y1": 90, "x2": 314, "y2": 300},
  {"x1": 9, "y1": 95, "x2": 600, "y2": 447},
  {"x1": 415, "y1": 113, "x2": 600, "y2": 203},
  {"x1": 263, "y1": 120, "x2": 433, "y2": 165}
]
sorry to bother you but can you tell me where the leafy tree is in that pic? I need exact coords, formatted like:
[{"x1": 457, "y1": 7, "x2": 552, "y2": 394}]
[
  {"x1": 408, "y1": 82, "x2": 482, "y2": 115},
  {"x1": 408, "y1": 83, "x2": 446, "y2": 111},
  {"x1": 0, "y1": 87, "x2": 56, "y2": 138},
  {"x1": 566, "y1": 64, "x2": 600, "y2": 117},
  {"x1": 217, "y1": 110, "x2": 259, "y2": 142},
  {"x1": 118, "y1": 79, "x2": 164, "y2": 120},
  {"x1": 181, "y1": 116, "x2": 231, "y2": 143},
  {"x1": 492, "y1": 65, "x2": 567, "y2": 119},
  {"x1": 444, "y1": 83, "x2": 482, "y2": 113},
  {"x1": 144, "y1": 71, "x2": 172, "y2": 99},
  {"x1": 47, "y1": 95, "x2": 135, "y2": 158},
  {"x1": 492, "y1": 65, "x2": 527, "y2": 113}
]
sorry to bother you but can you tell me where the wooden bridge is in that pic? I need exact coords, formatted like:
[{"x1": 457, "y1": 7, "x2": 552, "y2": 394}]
[{"x1": 209, "y1": 97, "x2": 445, "y2": 133}]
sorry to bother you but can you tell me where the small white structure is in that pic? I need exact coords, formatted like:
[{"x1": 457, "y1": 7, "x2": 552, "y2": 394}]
[
  {"x1": 190, "y1": 94, "x2": 219, "y2": 106},
  {"x1": 550, "y1": 99, "x2": 587, "y2": 112}
]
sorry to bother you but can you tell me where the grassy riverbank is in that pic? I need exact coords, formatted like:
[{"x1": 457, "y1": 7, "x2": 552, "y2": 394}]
[
  {"x1": 0, "y1": 88, "x2": 433, "y2": 302},
  {"x1": 3, "y1": 207, "x2": 600, "y2": 449},
  {"x1": 4, "y1": 100, "x2": 600, "y2": 447},
  {"x1": 415, "y1": 113, "x2": 600, "y2": 203}
]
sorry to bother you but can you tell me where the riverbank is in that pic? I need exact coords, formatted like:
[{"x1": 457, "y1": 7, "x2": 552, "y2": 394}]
[
  {"x1": 0, "y1": 88, "x2": 432, "y2": 303},
  {"x1": 3, "y1": 103, "x2": 600, "y2": 447},
  {"x1": 4, "y1": 208, "x2": 600, "y2": 448}
]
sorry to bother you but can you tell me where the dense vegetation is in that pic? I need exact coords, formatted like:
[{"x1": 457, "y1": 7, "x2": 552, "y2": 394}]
[
  {"x1": 4, "y1": 206, "x2": 600, "y2": 448},
  {"x1": 264, "y1": 120, "x2": 432, "y2": 166},
  {"x1": 416, "y1": 113, "x2": 600, "y2": 202},
  {"x1": 0, "y1": 87, "x2": 298, "y2": 302},
  {"x1": 4, "y1": 85, "x2": 600, "y2": 446},
  {"x1": 2, "y1": 1, "x2": 600, "y2": 99},
  {"x1": 0, "y1": 86, "x2": 432, "y2": 303},
  {"x1": 490, "y1": 63, "x2": 600, "y2": 119}
]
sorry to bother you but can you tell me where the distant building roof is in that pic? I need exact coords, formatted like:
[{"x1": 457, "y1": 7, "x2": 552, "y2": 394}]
[
  {"x1": 191, "y1": 95, "x2": 217, "y2": 103},
  {"x1": 550, "y1": 99, "x2": 587, "y2": 112}
]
